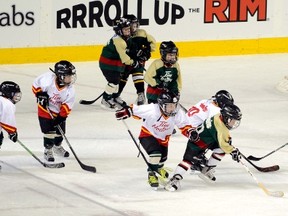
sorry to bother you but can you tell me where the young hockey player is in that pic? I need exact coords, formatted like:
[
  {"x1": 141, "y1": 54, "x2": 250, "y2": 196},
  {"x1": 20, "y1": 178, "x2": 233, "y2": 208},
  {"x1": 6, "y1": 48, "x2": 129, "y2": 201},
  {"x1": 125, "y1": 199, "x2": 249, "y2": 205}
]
[
  {"x1": 165, "y1": 103, "x2": 242, "y2": 191},
  {"x1": 115, "y1": 14, "x2": 156, "y2": 105},
  {"x1": 144, "y1": 41, "x2": 182, "y2": 104},
  {"x1": 99, "y1": 17, "x2": 144, "y2": 110},
  {"x1": 187, "y1": 90, "x2": 234, "y2": 177},
  {"x1": 0, "y1": 81, "x2": 22, "y2": 148},
  {"x1": 115, "y1": 92, "x2": 194, "y2": 190},
  {"x1": 32, "y1": 60, "x2": 76, "y2": 162}
]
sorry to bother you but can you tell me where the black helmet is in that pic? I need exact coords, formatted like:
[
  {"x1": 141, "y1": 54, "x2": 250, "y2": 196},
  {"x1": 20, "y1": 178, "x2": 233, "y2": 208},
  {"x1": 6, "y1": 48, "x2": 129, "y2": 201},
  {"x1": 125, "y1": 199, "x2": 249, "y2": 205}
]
[
  {"x1": 123, "y1": 14, "x2": 139, "y2": 35},
  {"x1": 0, "y1": 81, "x2": 22, "y2": 104},
  {"x1": 54, "y1": 60, "x2": 76, "y2": 86},
  {"x1": 123, "y1": 14, "x2": 138, "y2": 23},
  {"x1": 157, "y1": 92, "x2": 179, "y2": 116},
  {"x1": 220, "y1": 103, "x2": 242, "y2": 130},
  {"x1": 214, "y1": 90, "x2": 234, "y2": 108},
  {"x1": 160, "y1": 41, "x2": 178, "y2": 65},
  {"x1": 113, "y1": 17, "x2": 131, "y2": 37}
]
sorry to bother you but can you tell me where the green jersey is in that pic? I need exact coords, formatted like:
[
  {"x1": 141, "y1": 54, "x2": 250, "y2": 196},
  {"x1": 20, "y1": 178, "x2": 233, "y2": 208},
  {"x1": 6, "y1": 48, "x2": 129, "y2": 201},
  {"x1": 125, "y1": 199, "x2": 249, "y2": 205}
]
[{"x1": 188, "y1": 113, "x2": 234, "y2": 154}]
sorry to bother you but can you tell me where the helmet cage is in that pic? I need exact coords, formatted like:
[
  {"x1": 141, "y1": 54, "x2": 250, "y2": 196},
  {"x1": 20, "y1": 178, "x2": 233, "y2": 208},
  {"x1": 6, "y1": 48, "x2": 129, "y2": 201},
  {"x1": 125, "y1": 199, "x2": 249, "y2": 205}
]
[
  {"x1": 0, "y1": 81, "x2": 22, "y2": 104},
  {"x1": 160, "y1": 41, "x2": 178, "y2": 65},
  {"x1": 220, "y1": 104, "x2": 242, "y2": 130},
  {"x1": 123, "y1": 14, "x2": 139, "y2": 35},
  {"x1": 54, "y1": 61, "x2": 77, "y2": 86},
  {"x1": 113, "y1": 18, "x2": 131, "y2": 37},
  {"x1": 157, "y1": 93, "x2": 179, "y2": 116}
]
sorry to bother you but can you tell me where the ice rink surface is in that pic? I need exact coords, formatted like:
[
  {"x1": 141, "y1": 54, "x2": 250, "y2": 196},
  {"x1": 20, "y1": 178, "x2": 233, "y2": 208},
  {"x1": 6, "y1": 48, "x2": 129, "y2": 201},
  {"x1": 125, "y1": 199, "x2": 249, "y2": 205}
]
[{"x1": 0, "y1": 54, "x2": 288, "y2": 216}]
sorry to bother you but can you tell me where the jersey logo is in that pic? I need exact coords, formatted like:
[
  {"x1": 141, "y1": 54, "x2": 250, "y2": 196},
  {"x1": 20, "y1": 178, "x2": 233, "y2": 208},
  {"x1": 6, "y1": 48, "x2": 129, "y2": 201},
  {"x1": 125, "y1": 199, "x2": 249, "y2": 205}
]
[{"x1": 160, "y1": 71, "x2": 173, "y2": 83}]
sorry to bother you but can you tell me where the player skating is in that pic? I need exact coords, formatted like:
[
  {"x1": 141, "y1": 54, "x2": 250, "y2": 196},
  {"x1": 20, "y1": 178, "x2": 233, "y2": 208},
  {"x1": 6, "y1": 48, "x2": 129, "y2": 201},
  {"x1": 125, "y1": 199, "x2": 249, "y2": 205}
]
[
  {"x1": 32, "y1": 60, "x2": 76, "y2": 162},
  {"x1": 144, "y1": 41, "x2": 182, "y2": 104},
  {"x1": 99, "y1": 17, "x2": 144, "y2": 110},
  {"x1": 186, "y1": 90, "x2": 235, "y2": 179},
  {"x1": 115, "y1": 14, "x2": 156, "y2": 105},
  {"x1": 115, "y1": 92, "x2": 194, "y2": 190},
  {"x1": 0, "y1": 81, "x2": 22, "y2": 169},
  {"x1": 165, "y1": 103, "x2": 242, "y2": 191}
]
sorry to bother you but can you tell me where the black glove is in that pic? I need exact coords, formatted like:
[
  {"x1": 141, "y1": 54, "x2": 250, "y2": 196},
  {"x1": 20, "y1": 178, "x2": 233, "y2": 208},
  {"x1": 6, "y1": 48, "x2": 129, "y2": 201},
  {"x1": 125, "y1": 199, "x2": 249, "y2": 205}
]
[
  {"x1": 9, "y1": 132, "x2": 18, "y2": 143},
  {"x1": 36, "y1": 92, "x2": 49, "y2": 108},
  {"x1": 187, "y1": 128, "x2": 200, "y2": 142},
  {"x1": 137, "y1": 49, "x2": 151, "y2": 62},
  {"x1": 53, "y1": 115, "x2": 67, "y2": 126},
  {"x1": 230, "y1": 148, "x2": 241, "y2": 162},
  {"x1": 131, "y1": 60, "x2": 144, "y2": 69},
  {"x1": 0, "y1": 131, "x2": 4, "y2": 147},
  {"x1": 115, "y1": 106, "x2": 132, "y2": 120}
]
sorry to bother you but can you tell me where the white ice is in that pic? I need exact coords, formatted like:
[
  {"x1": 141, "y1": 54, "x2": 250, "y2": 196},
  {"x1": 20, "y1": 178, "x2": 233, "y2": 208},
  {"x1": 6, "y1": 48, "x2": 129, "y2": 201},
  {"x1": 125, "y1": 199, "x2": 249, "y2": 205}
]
[{"x1": 0, "y1": 54, "x2": 288, "y2": 216}]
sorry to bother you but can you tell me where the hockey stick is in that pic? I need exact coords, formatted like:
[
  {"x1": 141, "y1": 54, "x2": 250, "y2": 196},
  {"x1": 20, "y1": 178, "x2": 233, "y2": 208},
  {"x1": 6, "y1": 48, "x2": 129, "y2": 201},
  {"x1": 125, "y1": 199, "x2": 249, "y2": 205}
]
[
  {"x1": 179, "y1": 103, "x2": 188, "y2": 113},
  {"x1": 47, "y1": 109, "x2": 96, "y2": 173},
  {"x1": 239, "y1": 158, "x2": 284, "y2": 197},
  {"x1": 79, "y1": 92, "x2": 104, "y2": 105},
  {"x1": 17, "y1": 140, "x2": 65, "y2": 168},
  {"x1": 241, "y1": 153, "x2": 279, "y2": 172},
  {"x1": 122, "y1": 120, "x2": 152, "y2": 167},
  {"x1": 121, "y1": 120, "x2": 166, "y2": 183},
  {"x1": 247, "y1": 143, "x2": 288, "y2": 161}
]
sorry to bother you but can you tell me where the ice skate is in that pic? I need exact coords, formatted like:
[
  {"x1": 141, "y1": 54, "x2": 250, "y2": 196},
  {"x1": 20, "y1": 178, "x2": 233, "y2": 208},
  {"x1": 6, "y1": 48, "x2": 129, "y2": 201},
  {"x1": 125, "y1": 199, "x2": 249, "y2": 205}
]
[
  {"x1": 164, "y1": 174, "x2": 183, "y2": 192},
  {"x1": 148, "y1": 171, "x2": 159, "y2": 190},
  {"x1": 113, "y1": 96, "x2": 127, "y2": 109},
  {"x1": 136, "y1": 92, "x2": 146, "y2": 105},
  {"x1": 198, "y1": 165, "x2": 216, "y2": 183},
  {"x1": 101, "y1": 97, "x2": 116, "y2": 110},
  {"x1": 44, "y1": 148, "x2": 55, "y2": 162},
  {"x1": 53, "y1": 145, "x2": 70, "y2": 157}
]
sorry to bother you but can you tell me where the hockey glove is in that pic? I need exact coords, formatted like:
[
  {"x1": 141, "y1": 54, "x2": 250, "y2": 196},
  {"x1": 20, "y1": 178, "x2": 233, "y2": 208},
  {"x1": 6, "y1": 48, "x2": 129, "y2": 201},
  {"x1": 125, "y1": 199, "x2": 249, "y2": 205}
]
[
  {"x1": 131, "y1": 60, "x2": 144, "y2": 69},
  {"x1": 0, "y1": 131, "x2": 3, "y2": 147},
  {"x1": 230, "y1": 148, "x2": 241, "y2": 162},
  {"x1": 115, "y1": 106, "x2": 132, "y2": 120},
  {"x1": 187, "y1": 128, "x2": 200, "y2": 142},
  {"x1": 36, "y1": 92, "x2": 49, "y2": 108},
  {"x1": 53, "y1": 115, "x2": 67, "y2": 126},
  {"x1": 9, "y1": 132, "x2": 18, "y2": 143}
]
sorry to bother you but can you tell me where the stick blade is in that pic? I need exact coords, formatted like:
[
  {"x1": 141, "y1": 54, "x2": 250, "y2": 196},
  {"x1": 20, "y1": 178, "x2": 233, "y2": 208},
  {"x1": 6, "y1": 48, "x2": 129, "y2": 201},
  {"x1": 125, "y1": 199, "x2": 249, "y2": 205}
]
[
  {"x1": 80, "y1": 163, "x2": 97, "y2": 173},
  {"x1": 259, "y1": 183, "x2": 284, "y2": 197},
  {"x1": 257, "y1": 165, "x2": 280, "y2": 172},
  {"x1": 43, "y1": 162, "x2": 65, "y2": 168},
  {"x1": 79, "y1": 99, "x2": 95, "y2": 105},
  {"x1": 247, "y1": 155, "x2": 262, "y2": 161},
  {"x1": 268, "y1": 191, "x2": 285, "y2": 198}
]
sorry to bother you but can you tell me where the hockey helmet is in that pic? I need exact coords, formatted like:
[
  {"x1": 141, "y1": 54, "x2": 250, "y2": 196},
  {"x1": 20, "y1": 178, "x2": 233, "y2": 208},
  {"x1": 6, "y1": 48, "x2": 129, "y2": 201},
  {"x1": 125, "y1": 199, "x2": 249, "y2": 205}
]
[
  {"x1": 0, "y1": 81, "x2": 22, "y2": 104},
  {"x1": 220, "y1": 103, "x2": 242, "y2": 130},
  {"x1": 213, "y1": 90, "x2": 234, "y2": 108},
  {"x1": 157, "y1": 92, "x2": 179, "y2": 116},
  {"x1": 160, "y1": 41, "x2": 178, "y2": 65},
  {"x1": 123, "y1": 14, "x2": 139, "y2": 35},
  {"x1": 54, "y1": 60, "x2": 77, "y2": 86},
  {"x1": 113, "y1": 17, "x2": 131, "y2": 37}
]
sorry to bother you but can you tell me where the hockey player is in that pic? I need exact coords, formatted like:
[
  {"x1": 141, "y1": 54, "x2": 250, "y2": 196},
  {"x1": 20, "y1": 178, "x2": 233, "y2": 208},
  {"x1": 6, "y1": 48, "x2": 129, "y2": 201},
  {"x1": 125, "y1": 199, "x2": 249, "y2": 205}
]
[
  {"x1": 115, "y1": 92, "x2": 193, "y2": 190},
  {"x1": 99, "y1": 17, "x2": 144, "y2": 110},
  {"x1": 32, "y1": 60, "x2": 76, "y2": 162},
  {"x1": 144, "y1": 41, "x2": 182, "y2": 104},
  {"x1": 165, "y1": 103, "x2": 242, "y2": 192},
  {"x1": 0, "y1": 81, "x2": 22, "y2": 149},
  {"x1": 187, "y1": 90, "x2": 234, "y2": 179},
  {"x1": 115, "y1": 14, "x2": 156, "y2": 105}
]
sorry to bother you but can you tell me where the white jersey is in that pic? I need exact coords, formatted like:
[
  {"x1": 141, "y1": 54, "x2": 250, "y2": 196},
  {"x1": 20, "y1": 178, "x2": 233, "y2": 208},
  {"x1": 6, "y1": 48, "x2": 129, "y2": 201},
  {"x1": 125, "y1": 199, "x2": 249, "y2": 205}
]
[
  {"x1": 186, "y1": 99, "x2": 220, "y2": 127},
  {"x1": 0, "y1": 96, "x2": 17, "y2": 133},
  {"x1": 132, "y1": 103, "x2": 191, "y2": 146},
  {"x1": 32, "y1": 71, "x2": 75, "y2": 118}
]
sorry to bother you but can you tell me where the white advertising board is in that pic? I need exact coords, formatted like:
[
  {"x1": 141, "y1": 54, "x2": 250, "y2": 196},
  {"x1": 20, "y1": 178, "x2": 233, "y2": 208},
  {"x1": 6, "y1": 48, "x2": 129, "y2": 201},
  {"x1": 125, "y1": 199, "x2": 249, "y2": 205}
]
[{"x1": 1, "y1": 0, "x2": 287, "y2": 48}]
